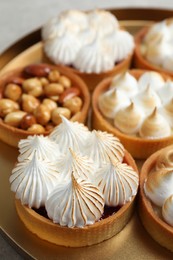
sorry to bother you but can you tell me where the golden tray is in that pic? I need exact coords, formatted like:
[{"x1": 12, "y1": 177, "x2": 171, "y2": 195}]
[{"x1": 1, "y1": 8, "x2": 173, "y2": 260}]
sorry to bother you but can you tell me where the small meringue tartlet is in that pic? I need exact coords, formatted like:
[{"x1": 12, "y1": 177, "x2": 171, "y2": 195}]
[
  {"x1": 42, "y1": 9, "x2": 134, "y2": 92},
  {"x1": 139, "y1": 145, "x2": 173, "y2": 252},
  {"x1": 10, "y1": 117, "x2": 139, "y2": 247},
  {"x1": 0, "y1": 63, "x2": 90, "y2": 147},
  {"x1": 92, "y1": 69, "x2": 173, "y2": 159},
  {"x1": 134, "y1": 18, "x2": 173, "y2": 76}
]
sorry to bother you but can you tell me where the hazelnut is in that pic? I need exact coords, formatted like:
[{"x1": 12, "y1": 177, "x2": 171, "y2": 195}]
[
  {"x1": 44, "y1": 83, "x2": 64, "y2": 96},
  {"x1": 22, "y1": 78, "x2": 43, "y2": 97},
  {"x1": 63, "y1": 96, "x2": 83, "y2": 114},
  {"x1": 59, "y1": 75, "x2": 71, "y2": 88},
  {"x1": 42, "y1": 98, "x2": 57, "y2": 112},
  {"x1": 21, "y1": 94, "x2": 40, "y2": 113},
  {"x1": 0, "y1": 99, "x2": 19, "y2": 117},
  {"x1": 34, "y1": 104, "x2": 51, "y2": 125},
  {"x1": 40, "y1": 77, "x2": 49, "y2": 87},
  {"x1": 4, "y1": 111, "x2": 26, "y2": 127},
  {"x1": 4, "y1": 83, "x2": 22, "y2": 101},
  {"x1": 51, "y1": 107, "x2": 71, "y2": 125},
  {"x1": 20, "y1": 114, "x2": 37, "y2": 130},
  {"x1": 48, "y1": 70, "x2": 60, "y2": 82},
  {"x1": 27, "y1": 124, "x2": 45, "y2": 134}
]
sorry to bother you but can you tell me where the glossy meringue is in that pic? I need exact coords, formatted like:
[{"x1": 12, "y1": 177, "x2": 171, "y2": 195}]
[
  {"x1": 139, "y1": 108, "x2": 171, "y2": 139},
  {"x1": 144, "y1": 167, "x2": 173, "y2": 207},
  {"x1": 110, "y1": 72, "x2": 138, "y2": 98},
  {"x1": 95, "y1": 161, "x2": 139, "y2": 206},
  {"x1": 10, "y1": 153, "x2": 60, "y2": 208},
  {"x1": 138, "y1": 71, "x2": 164, "y2": 92},
  {"x1": 98, "y1": 87, "x2": 130, "y2": 119},
  {"x1": 84, "y1": 130, "x2": 125, "y2": 167},
  {"x1": 45, "y1": 174, "x2": 104, "y2": 227},
  {"x1": 114, "y1": 102, "x2": 144, "y2": 135},
  {"x1": 155, "y1": 146, "x2": 173, "y2": 170},
  {"x1": 162, "y1": 195, "x2": 173, "y2": 226},
  {"x1": 49, "y1": 116, "x2": 90, "y2": 153}
]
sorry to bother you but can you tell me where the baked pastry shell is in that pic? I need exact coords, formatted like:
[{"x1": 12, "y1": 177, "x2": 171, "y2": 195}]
[
  {"x1": 15, "y1": 150, "x2": 138, "y2": 247},
  {"x1": 92, "y1": 69, "x2": 172, "y2": 159},
  {"x1": 43, "y1": 52, "x2": 133, "y2": 93},
  {"x1": 139, "y1": 145, "x2": 173, "y2": 252},
  {"x1": 0, "y1": 64, "x2": 90, "y2": 147},
  {"x1": 133, "y1": 24, "x2": 173, "y2": 76}
]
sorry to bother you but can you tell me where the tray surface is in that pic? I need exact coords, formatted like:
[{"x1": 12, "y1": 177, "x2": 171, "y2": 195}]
[{"x1": 1, "y1": 8, "x2": 173, "y2": 260}]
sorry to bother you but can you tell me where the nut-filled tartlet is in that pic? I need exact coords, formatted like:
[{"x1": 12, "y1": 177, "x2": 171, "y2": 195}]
[
  {"x1": 139, "y1": 145, "x2": 173, "y2": 252},
  {"x1": 10, "y1": 117, "x2": 139, "y2": 247},
  {"x1": 42, "y1": 9, "x2": 134, "y2": 91},
  {"x1": 134, "y1": 18, "x2": 173, "y2": 76},
  {"x1": 92, "y1": 69, "x2": 173, "y2": 159},
  {"x1": 0, "y1": 63, "x2": 90, "y2": 147}
]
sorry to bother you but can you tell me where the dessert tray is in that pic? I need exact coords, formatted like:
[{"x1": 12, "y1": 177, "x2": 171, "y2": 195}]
[{"x1": 1, "y1": 8, "x2": 173, "y2": 260}]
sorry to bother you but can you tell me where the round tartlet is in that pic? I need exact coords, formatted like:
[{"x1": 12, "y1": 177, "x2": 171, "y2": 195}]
[
  {"x1": 139, "y1": 145, "x2": 173, "y2": 252},
  {"x1": 0, "y1": 64, "x2": 90, "y2": 147},
  {"x1": 134, "y1": 19, "x2": 173, "y2": 76},
  {"x1": 92, "y1": 69, "x2": 172, "y2": 159},
  {"x1": 15, "y1": 149, "x2": 138, "y2": 247}
]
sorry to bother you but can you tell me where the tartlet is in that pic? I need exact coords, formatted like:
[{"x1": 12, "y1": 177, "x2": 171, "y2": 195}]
[
  {"x1": 0, "y1": 63, "x2": 90, "y2": 147},
  {"x1": 92, "y1": 69, "x2": 173, "y2": 159},
  {"x1": 42, "y1": 9, "x2": 134, "y2": 92},
  {"x1": 10, "y1": 119, "x2": 139, "y2": 247},
  {"x1": 134, "y1": 18, "x2": 173, "y2": 76},
  {"x1": 139, "y1": 145, "x2": 173, "y2": 252}
]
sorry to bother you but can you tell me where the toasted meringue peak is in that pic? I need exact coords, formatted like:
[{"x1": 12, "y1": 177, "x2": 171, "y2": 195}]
[
  {"x1": 114, "y1": 102, "x2": 144, "y2": 135},
  {"x1": 49, "y1": 116, "x2": 90, "y2": 153},
  {"x1": 84, "y1": 130, "x2": 125, "y2": 166},
  {"x1": 157, "y1": 80, "x2": 173, "y2": 105},
  {"x1": 144, "y1": 167, "x2": 173, "y2": 207},
  {"x1": 112, "y1": 30, "x2": 134, "y2": 62},
  {"x1": 88, "y1": 9, "x2": 119, "y2": 36},
  {"x1": 138, "y1": 71, "x2": 165, "y2": 92},
  {"x1": 10, "y1": 153, "x2": 60, "y2": 209},
  {"x1": 110, "y1": 72, "x2": 138, "y2": 98},
  {"x1": 162, "y1": 195, "x2": 173, "y2": 226},
  {"x1": 18, "y1": 135, "x2": 59, "y2": 162},
  {"x1": 45, "y1": 174, "x2": 104, "y2": 228},
  {"x1": 56, "y1": 148, "x2": 95, "y2": 181},
  {"x1": 139, "y1": 108, "x2": 171, "y2": 139},
  {"x1": 155, "y1": 146, "x2": 173, "y2": 170},
  {"x1": 98, "y1": 87, "x2": 130, "y2": 119},
  {"x1": 95, "y1": 161, "x2": 138, "y2": 206},
  {"x1": 133, "y1": 86, "x2": 161, "y2": 115}
]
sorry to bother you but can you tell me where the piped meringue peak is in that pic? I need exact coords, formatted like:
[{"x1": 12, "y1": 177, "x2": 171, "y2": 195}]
[
  {"x1": 10, "y1": 118, "x2": 138, "y2": 228},
  {"x1": 99, "y1": 71, "x2": 173, "y2": 139},
  {"x1": 144, "y1": 145, "x2": 173, "y2": 227},
  {"x1": 42, "y1": 9, "x2": 134, "y2": 73},
  {"x1": 142, "y1": 19, "x2": 173, "y2": 71}
]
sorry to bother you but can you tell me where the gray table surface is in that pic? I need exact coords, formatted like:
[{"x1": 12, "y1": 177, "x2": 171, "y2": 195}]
[{"x1": 1, "y1": 0, "x2": 173, "y2": 259}]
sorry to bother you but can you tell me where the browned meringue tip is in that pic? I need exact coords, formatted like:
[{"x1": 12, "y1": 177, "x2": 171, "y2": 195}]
[
  {"x1": 139, "y1": 145, "x2": 173, "y2": 252},
  {"x1": 92, "y1": 69, "x2": 173, "y2": 159}
]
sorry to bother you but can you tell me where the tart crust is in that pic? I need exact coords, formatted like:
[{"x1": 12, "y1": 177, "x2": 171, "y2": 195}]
[
  {"x1": 15, "y1": 150, "x2": 138, "y2": 247},
  {"x1": 92, "y1": 69, "x2": 172, "y2": 159},
  {"x1": 139, "y1": 145, "x2": 173, "y2": 252},
  {"x1": 0, "y1": 64, "x2": 90, "y2": 147}
]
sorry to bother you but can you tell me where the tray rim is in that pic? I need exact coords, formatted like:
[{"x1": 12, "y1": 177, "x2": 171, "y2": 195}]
[{"x1": 1, "y1": 7, "x2": 173, "y2": 259}]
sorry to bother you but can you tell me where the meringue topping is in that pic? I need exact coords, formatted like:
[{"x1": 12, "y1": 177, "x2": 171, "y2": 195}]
[
  {"x1": 162, "y1": 195, "x2": 173, "y2": 226},
  {"x1": 139, "y1": 108, "x2": 171, "y2": 139},
  {"x1": 138, "y1": 71, "x2": 164, "y2": 92},
  {"x1": 98, "y1": 88, "x2": 130, "y2": 119},
  {"x1": 144, "y1": 167, "x2": 173, "y2": 207},
  {"x1": 114, "y1": 102, "x2": 144, "y2": 135},
  {"x1": 110, "y1": 72, "x2": 138, "y2": 98},
  {"x1": 157, "y1": 80, "x2": 173, "y2": 105},
  {"x1": 18, "y1": 135, "x2": 59, "y2": 162},
  {"x1": 10, "y1": 153, "x2": 60, "y2": 208},
  {"x1": 155, "y1": 146, "x2": 173, "y2": 170},
  {"x1": 95, "y1": 161, "x2": 138, "y2": 206},
  {"x1": 84, "y1": 130, "x2": 125, "y2": 167},
  {"x1": 45, "y1": 174, "x2": 104, "y2": 227},
  {"x1": 49, "y1": 116, "x2": 90, "y2": 153}
]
